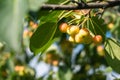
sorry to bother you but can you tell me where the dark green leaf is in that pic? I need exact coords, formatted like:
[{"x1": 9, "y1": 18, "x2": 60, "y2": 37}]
[
  {"x1": 87, "y1": 16, "x2": 107, "y2": 41},
  {"x1": 30, "y1": 10, "x2": 62, "y2": 54},
  {"x1": 35, "y1": 38, "x2": 57, "y2": 54},
  {"x1": 30, "y1": 22, "x2": 57, "y2": 54},
  {"x1": 104, "y1": 38, "x2": 120, "y2": 73}
]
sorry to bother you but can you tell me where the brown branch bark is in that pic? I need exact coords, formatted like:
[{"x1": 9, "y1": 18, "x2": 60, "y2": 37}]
[{"x1": 41, "y1": 0, "x2": 120, "y2": 10}]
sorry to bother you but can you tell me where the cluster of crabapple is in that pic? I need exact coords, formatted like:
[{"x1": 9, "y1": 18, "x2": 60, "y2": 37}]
[
  {"x1": 59, "y1": 22, "x2": 103, "y2": 45},
  {"x1": 23, "y1": 21, "x2": 38, "y2": 38},
  {"x1": 44, "y1": 52, "x2": 60, "y2": 66}
]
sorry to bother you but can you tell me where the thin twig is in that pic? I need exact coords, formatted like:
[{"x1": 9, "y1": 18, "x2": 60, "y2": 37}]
[{"x1": 41, "y1": 0, "x2": 120, "y2": 10}]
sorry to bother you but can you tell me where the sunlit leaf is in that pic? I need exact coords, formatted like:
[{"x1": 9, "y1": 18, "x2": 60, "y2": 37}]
[
  {"x1": 104, "y1": 67, "x2": 112, "y2": 73},
  {"x1": 38, "y1": 11, "x2": 62, "y2": 22},
  {"x1": 105, "y1": 38, "x2": 120, "y2": 73},
  {"x1": 47, "y1": 0, "x2": 67, "y2": 4},
  {"x1": 0, "y1": 0, "x2": 28, "y2": 53},
  {"x1": 65, "y1": 70, "x2": 72, "y2": 80}
]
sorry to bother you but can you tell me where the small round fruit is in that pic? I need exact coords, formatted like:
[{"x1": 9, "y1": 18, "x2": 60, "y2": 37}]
[
  {"x1": 93, "y1": 35, "x2": 103, "y2": 44},
  {"x1": 79, "y1": 28, "x2": 90, "y2": 37},
  {"x1": 75, "y1": 28, "x2": 90, "y2": 43},
  {"x1": 75, "y1": 33, "x2": 84, "y2": 43},
  {"x1": 23, "y1": 29, "x2": 29, "y2": 38},
  {"x1": 67, "y1": 25, "x2": 79, "y2": 36},
  {"x1": 28, "y1": 31, "x2": 33, "y2": 37},
  {"x1": 31, "y1": 23, "x2": 38, "y2": 29},
  {"x1": 68, "y1": 36, "x2": 75, "y2": 42},
  {"x1": 97, "y1": 45, "x2": 105, "y2": 56},
  {"x1": 59, "y1": 23, "x2": 69, "y2": 33},
  {"x1": 52, "y1": 60, "x2": 59, "y2": 66},
  {"x1": 29, "y1": 21, "x2": 34, "y2": 27},
  {"x1": 44, "y1": 53, "x2": 53, "y2": 64},
  {"x1": 108, "y1": 23, "x2": 114, "y2": 29}
]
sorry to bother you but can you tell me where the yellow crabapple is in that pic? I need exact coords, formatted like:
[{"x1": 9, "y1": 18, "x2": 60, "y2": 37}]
[
  {"x1": 29, "y1": 21, "x2": 34, "y2": 27},
  {"x1": 28, "y1": 31, "x2": 33, "y2": 37},
  {"x1": 79, "y1": 28, "x2": 90, "y2": 37},
  {"x1": 59, "y1": 23, "x2": 70, "y2": 33},
  {"x1": 75, "y1": 28, "x2": 92, "y2": 44},
  {"x1": 30, "y1": 21, "x2": 38, "y2": 29},
  {"x1": 68, "y1": 36, "x2": 75, "y2": 42},
  {"x1": 97, "y1": 45, "x2": 105, "y2": 56},
  {"x1": 67, "y1": 25, "x2": 79, "y2": 36},
  {"x1": 93, "y1": 35, "x2": 103, "y2": 45},
  {"x1": 75, "y1": 28, "x2": 90, "y2": 42},
  {"x1": 32, "y1": 23, "x2": 38, "y2": 29},
  {"x1": 75, "y1": 33, "x2": 84, "y2": 43},
  {"x1": 23, "y1": 29, "x2": 29, "y2": 38},
  {"x1": 108, "y1": 23, "x2": 114, "y2": 29},
  {"x1": 52, "y1": 60, "x2": 59, "y2": 66}
]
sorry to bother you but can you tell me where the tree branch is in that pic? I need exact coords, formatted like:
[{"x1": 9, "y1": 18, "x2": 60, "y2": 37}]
[{"x1": 41, "y1": 0, "x2": 120, "y2": 10}]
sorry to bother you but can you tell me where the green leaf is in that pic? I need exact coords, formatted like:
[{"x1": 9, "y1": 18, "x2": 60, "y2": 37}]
[
  {"x1": 111, "y1": 18, "x2": 120, "y2": 39},
  {"x1": 30, "y1": 22, "x2": 57, "y2": 54},
  {"x1": 104, "y1": 38, "x2": 120, "y2": 73},
  {"x1": 64, "y1": 70, "x2": 72, "y2": 80},
  {"x1": 87, "y1": 16, "x2": 107, "y2": 41},
  {"x1": 28, "y1": 0, "x2": 48, "y2": 11},
  {"x1": 38, "y1": 11, "x2": 62, "y2": 22},
  {"x1": 0, "y1": 0, "x2": 28, "y2": 53},
  {"x1": 30, "y1": 10, "x2": 62, "y2": 54},
  {"x1": 47, "y1": 0, "x2": 66, "y2": 4},
  {"x1": 36, "y1": 38, "x2": 57, "y2": 54},
  {"x1": 104, "y1": 67, "x2": 112, "y2": 73}
]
